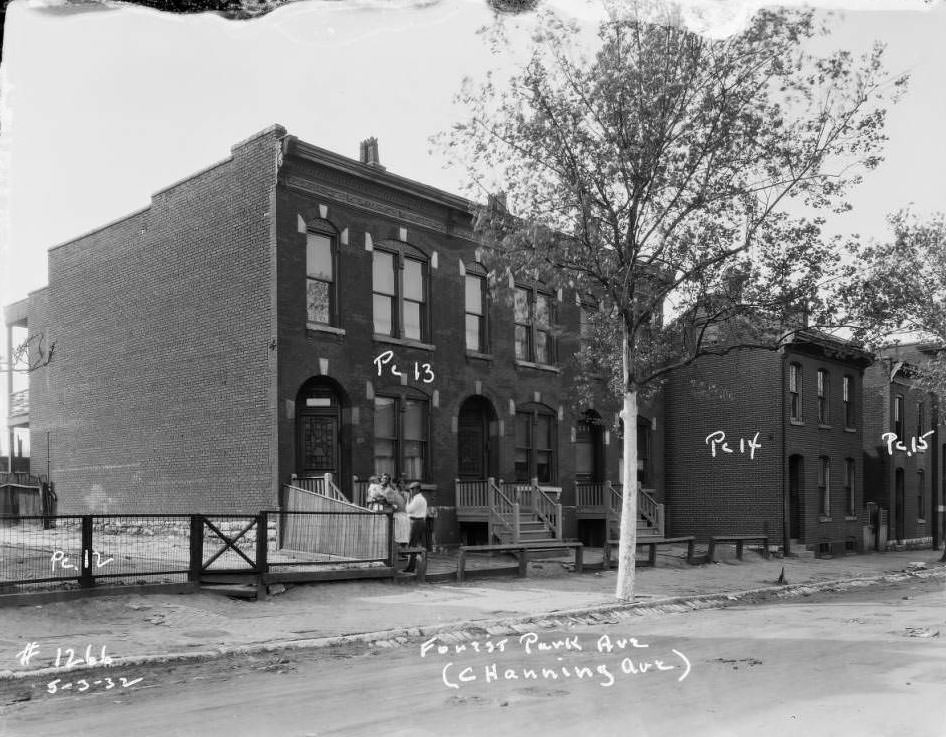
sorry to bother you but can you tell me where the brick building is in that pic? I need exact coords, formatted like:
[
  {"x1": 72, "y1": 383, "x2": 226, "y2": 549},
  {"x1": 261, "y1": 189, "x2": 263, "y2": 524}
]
[
  {"x1": 665, "y1": 331, "x2": 873, "y2": 555},
  {"x1": 862, "y1": 344, "x2": 941, "y2": 549},
  {"x1": 4, "y1": 126, "x2": 665, "y2": 545}
]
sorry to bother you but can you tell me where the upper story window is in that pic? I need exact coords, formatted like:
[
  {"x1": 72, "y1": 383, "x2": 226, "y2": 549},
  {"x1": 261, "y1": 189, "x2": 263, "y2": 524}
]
[
  {"x1": 817, "y1": 369, "x2": 830, "y2": 425},
  {"x1": 514, "y1": 285, "x2": 555, "y2": 365},
  {"x1": 917, "y1": 470, "x2": 926, "y2": 520},
  {"x1": 464, "y1": 265, "x2": 489, "y2": 353},
  {"x1": 818, "y1": 456, "x2": 831, "y2": 517},
  {"x1": 306, "y1": 229, "x2": 337, "y2": 327},
  {"x1": 894, "y1": 395, "x2": 904, "y2": 439},
  {"x1": 916, "y1": 402, "x2": 925, "y2": 441},
  {"x1": 843, "y1": 375, "x2": 854, "y2": 428},
  {"x1": 789, "y1": 363, "x2": 802, "y2": 422},
  {"x1": 579, "y1": 302, "x2": 596, "y2": 349},
  {"x1": 514, "y1": 403, "x2": 557, "y2": 483},
  {"x1": 373, "y1": 391, "x2": 429, "y2": 481},
  {"x1": 372, "y1": 246, "x2": 429, "y2": 342}
]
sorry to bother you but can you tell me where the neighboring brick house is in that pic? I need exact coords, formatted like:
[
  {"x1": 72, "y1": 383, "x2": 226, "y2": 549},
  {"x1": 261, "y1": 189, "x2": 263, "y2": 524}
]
[
  {"x1": 4, "y1": 126, "x2": 665, "y2": 545},
  {"x1": 664, "y1": 331, "x2": 873, "y2": 555},
  {"x1": 862, "y1": 344, "x2": 940, "y2": 549}
]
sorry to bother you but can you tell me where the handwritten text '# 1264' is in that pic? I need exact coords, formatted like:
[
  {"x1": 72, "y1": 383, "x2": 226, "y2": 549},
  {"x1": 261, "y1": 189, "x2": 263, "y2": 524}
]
[{"x1": 705, "y1": 431, "x2": 762, "y2": 460}]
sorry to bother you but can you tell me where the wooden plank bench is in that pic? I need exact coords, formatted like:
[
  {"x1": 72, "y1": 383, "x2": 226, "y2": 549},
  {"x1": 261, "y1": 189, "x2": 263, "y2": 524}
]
[
  {"x1": 603, "y1": 536, "x2": 696, "y2": 568},
  {"x1": 457, "y1": 542, "x2": 583, "y2": 583},
  {"x1": 707, "y1": 535, "x2": 769, "y2": 563}
]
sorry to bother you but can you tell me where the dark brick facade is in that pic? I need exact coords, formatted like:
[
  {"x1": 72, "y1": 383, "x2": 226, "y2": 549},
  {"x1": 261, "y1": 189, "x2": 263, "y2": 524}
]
[
  {"x1": 666, "y1": 337, "x2": 870, "y2": 552},
  {"x1": 15, "y1": 126, "x2": 663, "y2": 543},
  {"x1": 863, "y1": 356, "x2": 937, "y2": 545}
]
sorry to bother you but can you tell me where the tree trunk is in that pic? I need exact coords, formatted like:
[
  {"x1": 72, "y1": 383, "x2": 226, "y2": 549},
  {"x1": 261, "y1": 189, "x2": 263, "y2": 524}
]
[{"x1": 615, "y1": 326, "x2": 639, "y2": 601}]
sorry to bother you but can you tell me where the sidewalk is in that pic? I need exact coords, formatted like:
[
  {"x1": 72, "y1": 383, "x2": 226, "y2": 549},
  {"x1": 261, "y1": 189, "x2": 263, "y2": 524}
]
[{"x1": 1, "y1": 547, "x2": 943, "y2": 679}]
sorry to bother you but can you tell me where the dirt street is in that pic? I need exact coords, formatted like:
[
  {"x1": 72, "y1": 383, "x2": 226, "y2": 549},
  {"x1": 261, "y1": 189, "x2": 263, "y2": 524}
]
[{"x1": 1, "y1": 576, "x2": 943, "y2": 737}]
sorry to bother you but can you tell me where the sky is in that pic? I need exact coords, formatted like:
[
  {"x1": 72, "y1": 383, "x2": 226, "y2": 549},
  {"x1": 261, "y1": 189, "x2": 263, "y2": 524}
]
[{"x1": 0, "y1": 0, "x2": 944, "y2": 450}]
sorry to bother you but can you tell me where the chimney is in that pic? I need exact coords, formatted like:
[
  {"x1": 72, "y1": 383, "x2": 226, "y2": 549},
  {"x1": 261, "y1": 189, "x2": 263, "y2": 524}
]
[
  {"x1": 359, "y1": 137, "x2": 385, "y2": 170},
  {"x1": 487, "y1": 191, "x2": 507, "y2": 215}
]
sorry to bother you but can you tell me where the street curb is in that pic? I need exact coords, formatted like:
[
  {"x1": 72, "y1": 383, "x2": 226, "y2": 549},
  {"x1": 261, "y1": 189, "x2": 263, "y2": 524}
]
[{"x1": 2, "y1": 565, "x2": 943, "y2": 685}]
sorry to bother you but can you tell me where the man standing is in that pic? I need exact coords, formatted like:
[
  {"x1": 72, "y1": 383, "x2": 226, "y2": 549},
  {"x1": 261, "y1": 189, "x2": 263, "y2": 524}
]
[{"x1": 404, "y1": 482, "x2": 427, "y2": 573}]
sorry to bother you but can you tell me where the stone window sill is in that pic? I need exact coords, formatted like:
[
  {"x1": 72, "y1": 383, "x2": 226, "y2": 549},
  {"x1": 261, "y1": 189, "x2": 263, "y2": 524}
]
[
  {"x1": 844, "y1": 427, "x2": 857, "y2": 433},
  {"x1": 307, "y1": 323, "x2": 346, "y2": 336},
  {"x1": 790, "y1": 419, "x2": 804, "y2": 426},
  {"x1": 515, "y1": 360, "x2": 560, "y2": 373},
  {"x1": 818, "y1": 424, "x2": 832, "y2": 430},
  {"x1": 466, "y1": 351, "x2": 494, "y2": 361},
  {"x1": 819, "y1": 516, "x2": 832, "y2": 523},
  {"x1": 373, "y1": 334, "x2": 435, "y2": 352},
  {"x1": 845, "y1": 516, "x2": 858, "y2": 521}
]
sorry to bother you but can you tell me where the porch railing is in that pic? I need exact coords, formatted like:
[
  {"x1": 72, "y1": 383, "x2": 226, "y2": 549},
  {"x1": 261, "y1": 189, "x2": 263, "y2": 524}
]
[
  {"x1": 531, "y1": 484, "x2": 563, "y2": 539},
  {"x1": 291, "y1": 474, "x2": 349, "y2": 503},
  {"x1": 456, "y1": 479, "x2": 490, "y2": 510},
  {"x1": 487, "y1": 478, "x2": 519, "y2": 544},
  {"x1": 575, "y1": 481, "x2": 608, "y2": 511},
  {"x1": 607, "y1": 482, "x2": 664, "y2": 537}
]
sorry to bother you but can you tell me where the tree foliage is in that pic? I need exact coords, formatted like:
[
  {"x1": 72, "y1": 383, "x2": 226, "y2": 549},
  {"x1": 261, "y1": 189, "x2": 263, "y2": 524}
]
[{"x1": 440, "y1": 2, "x2": 905, "y2": 599}]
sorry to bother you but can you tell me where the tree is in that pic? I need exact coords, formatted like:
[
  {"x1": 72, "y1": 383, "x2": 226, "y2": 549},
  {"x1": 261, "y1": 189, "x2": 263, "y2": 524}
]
[
  {"x1": 841, "y1": 210, "x2": 946, "y2": 558},
  {"x1": 442, "y1": 2, "x2": 905, "y2": 600}
]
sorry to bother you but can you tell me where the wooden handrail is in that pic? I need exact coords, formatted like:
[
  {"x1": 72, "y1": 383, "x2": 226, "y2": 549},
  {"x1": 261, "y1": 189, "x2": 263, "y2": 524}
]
[
  {"x1": 488, "y1": 478, "x2": 518, "y2": 543},
  {"x1": 532, "y1": 484, "x2": 563, "y2": 539}
]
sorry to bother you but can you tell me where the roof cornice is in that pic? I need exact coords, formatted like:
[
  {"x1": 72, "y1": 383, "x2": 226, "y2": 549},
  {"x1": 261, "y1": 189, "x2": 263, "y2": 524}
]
[{"x1": 284, "y1": 137, "x2": 475, "y2": 215}]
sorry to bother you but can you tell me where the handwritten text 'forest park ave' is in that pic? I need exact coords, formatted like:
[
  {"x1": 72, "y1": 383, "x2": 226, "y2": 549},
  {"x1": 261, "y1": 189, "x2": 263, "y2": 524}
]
[
  {"x1": 705, "y1": 431, "x2": 762, "y2": 460},
  {"x1": 882, "y1": 431, "x2": 934, "y2": 456},
  {"x1": 420, "y1": 632, "x2": 692, "y2": 689},
  {"x1": 50, "y1": 549, "x2": 114, "y2": 573},
  {"x1": 373, "y1": 350, "x2": 434, "y2": 384}
]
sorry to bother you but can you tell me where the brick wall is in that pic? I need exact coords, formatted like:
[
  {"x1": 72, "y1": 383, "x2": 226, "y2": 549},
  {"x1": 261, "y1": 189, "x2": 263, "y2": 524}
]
[
  {"x1": 783, "y1": 347, "x2": 866, "y2": 549},
  {"x1": 29, "y1": 127, "x2": 285, "y2": 513},
  {"x1": 273, "y1": 149, "x2": 625, "y2": 543},
  {"x1": 665, "y1": 350, "x2": 784, "y2": 543}
]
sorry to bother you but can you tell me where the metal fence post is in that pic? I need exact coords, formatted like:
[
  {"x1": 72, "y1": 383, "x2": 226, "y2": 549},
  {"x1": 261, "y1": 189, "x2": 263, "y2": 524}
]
[
  {"x1": 79, "y1": 515, "x2": 94, "y2": 588},
  {"x1": 256, "y1": 512, "x2": 268, "y2": 575},
  {"x1": 188, "y1": 515, "x2": 203, "y2": 582}
]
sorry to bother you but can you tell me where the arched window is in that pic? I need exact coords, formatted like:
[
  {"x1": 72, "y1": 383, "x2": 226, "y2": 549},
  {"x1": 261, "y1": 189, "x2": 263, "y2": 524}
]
[
  {"x1": 373, "y1": 242, "x2": 430, "y2": 342},
  {"x1": 305, "y1": 220, "x2": 339, "y2": 328}
]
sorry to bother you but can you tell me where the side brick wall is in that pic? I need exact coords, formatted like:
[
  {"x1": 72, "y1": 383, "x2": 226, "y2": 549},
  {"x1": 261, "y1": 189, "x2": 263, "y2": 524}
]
[
  {"x1": 664, "y1": 350, "x2": 784, "y2": 543},
  {"x1": 28, "y1": 127, "x2": 284, "y2": 513}
]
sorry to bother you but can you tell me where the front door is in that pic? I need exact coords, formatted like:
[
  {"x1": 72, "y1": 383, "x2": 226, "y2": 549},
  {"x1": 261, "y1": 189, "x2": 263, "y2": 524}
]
[
  {"x1": 299, "y1": 412, "x2": 339, "y2": 478},
  {"x1": 895, "y1": 469, "x2": 905, "y2": 541},
  {"x1": 457, "y1": 396, "x2": 498, "y2": 480},
  {"x1": 789, "y1": 455, "x2": 803, "y2": 540}
]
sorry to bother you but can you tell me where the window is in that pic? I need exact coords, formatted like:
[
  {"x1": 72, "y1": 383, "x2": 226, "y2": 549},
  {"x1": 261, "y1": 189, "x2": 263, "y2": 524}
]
[
  {"x1": 917, "y1": 402, "x2": 925, "y2": 442},
  {"x1": 637, "y1": 418, "x2": 652, "y2": 487},
  {"x1": 514, "y1": 285, "x2": 555, "y2": 364},
  {"x1": 464, "y1": 271, "x2": 488, "y2": 352},
  {"x1": 789, "y1": 363, "x2": 802, "y2": 421},
  {"x1": 372, "y1": 248, "x2": 429, "y2": 341},
  {"x1": 843, "y1": 375, "x2": 854, "y2": 428},
  {"x1": 894, "y1": 395, "x2": 904, "y2": 440},
  {"x1": 818, "y1": 457, "x2": 831, "y2": 517},
  {"x1": 817, "y1": 369, "x2": 829, "y2": 424},
  {"x1": 306, "y1": 231, "x2": 336, "y2": 326},
  {"x1": 918, "y1": 470, "x2": 925, "y2": 520},
  {"x1": 845, "y1": 458, "x2": 856, "y2": 516},
  {"x1": 373, "y1": 394, "x2": 429, "y2": 480},
  {"x1": 514, "y1": 405, "x2": 557, "y2": 483}
]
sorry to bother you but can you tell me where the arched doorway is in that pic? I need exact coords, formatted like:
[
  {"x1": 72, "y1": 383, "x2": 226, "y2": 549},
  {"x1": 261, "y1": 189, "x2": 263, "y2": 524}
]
[
  {"x1": 575, "y1": 410, "x2": 605, "y2": 483},
  {"x1": 457, "y1": 396, "x2": 499, "y2": 480},
  {"x1": 296, "y1": 377, "x2": 348, "y2": 481}
]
